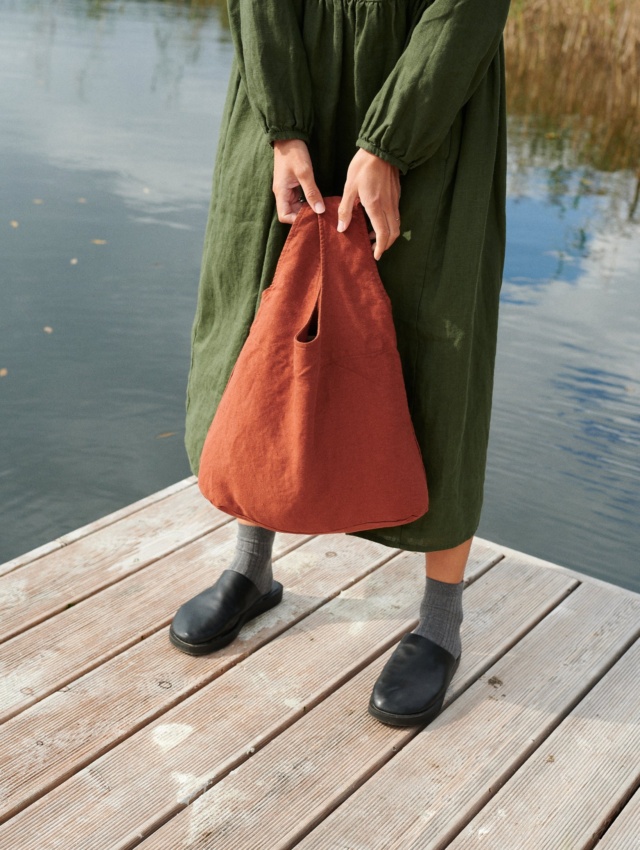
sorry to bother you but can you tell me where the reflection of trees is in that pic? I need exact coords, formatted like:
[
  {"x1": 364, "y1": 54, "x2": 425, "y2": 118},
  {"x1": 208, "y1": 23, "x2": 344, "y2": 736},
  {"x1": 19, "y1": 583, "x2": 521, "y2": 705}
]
[
  {"x1": 23, "y1": 0, "x2": 230, "y2": 107},
  {"x1": 508, "y1": 119, "x2": 639, "y2": 234},
  {"x1": 81, "y1": 0, "x2": 228, "y2": 27}
]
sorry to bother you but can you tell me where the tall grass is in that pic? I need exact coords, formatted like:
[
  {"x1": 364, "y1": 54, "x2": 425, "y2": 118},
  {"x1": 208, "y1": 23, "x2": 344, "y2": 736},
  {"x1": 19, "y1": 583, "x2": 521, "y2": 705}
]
[{"x1": 504, "y1": 0, "x2": 640, "y2": 173}]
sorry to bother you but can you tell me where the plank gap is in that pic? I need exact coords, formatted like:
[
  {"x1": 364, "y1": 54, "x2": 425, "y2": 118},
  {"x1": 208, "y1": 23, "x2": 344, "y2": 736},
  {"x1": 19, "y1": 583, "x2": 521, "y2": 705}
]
[
  {"x1": 582, "y1": 643, "x2": 640, "y2": 850},
  {"x1": 592, "y1": 782, "x2": 640, "y2": 849}
]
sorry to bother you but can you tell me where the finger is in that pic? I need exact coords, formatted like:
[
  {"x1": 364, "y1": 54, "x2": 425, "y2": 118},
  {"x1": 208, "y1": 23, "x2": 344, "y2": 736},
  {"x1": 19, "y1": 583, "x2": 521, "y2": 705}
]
[
  {"x1": 297, "y1": 168, "x2": 325, "y2": 214},
  {"x1": 337, "y1": 185, "x2": 358, "y2": 232},
  {"x1": 385, "y1": 207, "x2": 402, "y2": 249},
  {"x1": 364, "y1": 199, "x2": 390, "y2": 260}
]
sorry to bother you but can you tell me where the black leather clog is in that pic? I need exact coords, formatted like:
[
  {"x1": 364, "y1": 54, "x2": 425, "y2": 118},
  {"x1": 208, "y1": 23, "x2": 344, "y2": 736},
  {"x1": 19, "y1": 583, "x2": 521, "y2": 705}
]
[
  {"x1": 169, "y1": 569, "x2": 283, "y2": 656},
  {"x1": 368, "y1": 632, "x2": 460, "y2": 727}
]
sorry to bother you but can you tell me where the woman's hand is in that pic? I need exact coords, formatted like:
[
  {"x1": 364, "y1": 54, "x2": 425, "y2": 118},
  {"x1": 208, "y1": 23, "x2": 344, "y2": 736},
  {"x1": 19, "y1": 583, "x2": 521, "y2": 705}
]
[
  {"x1": 337, "y1": 148, "x2": 401, "y2": 260},
  {"x1": 272, "y1": 139, "x2": 325, "y2": 223}
]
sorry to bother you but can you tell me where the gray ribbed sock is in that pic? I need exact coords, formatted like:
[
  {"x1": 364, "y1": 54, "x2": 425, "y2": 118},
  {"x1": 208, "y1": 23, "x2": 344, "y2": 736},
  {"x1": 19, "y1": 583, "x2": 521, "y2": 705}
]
[
  {"x1": 227, "y1": 521, "x2": 275, "y2": 596},
  {"x1": 411, "y1": 575, "x2": 464, "y2": 660}
]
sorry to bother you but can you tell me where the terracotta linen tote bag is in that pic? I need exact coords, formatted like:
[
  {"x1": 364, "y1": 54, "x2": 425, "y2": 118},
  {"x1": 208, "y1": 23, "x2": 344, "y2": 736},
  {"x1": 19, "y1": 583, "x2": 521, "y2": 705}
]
[{"x1": 197, "y1": 194, "x2": 429, "y2": 534}]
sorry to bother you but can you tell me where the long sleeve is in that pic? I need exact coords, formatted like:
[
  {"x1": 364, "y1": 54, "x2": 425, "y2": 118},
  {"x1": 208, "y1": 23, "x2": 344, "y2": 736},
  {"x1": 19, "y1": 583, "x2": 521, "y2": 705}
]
[
  {"x1": 227, "y1": 0, "x2": 314, "y2": 146},
  {"x1": 356, "y1": 0, "x2": 511, "y2": 174}
]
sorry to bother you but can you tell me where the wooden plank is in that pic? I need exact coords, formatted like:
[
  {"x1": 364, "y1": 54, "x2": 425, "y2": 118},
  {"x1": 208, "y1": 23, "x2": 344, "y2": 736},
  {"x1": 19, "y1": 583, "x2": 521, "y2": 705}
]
[
  {"x1": 132, "y1": 558, "x2": 582, "y2": 850},
  {"x1": 0, "y1": 554, "x2": 571, "y2": 848},
  {"x1": 0, "y1": 523, "x2": 303, "y2": 722},
  {"x1": 475, "y1": 535, "x2": 640, "y2": 600},
  {"x1": 0, "y1": 540, "x2": 501, "y2": 825},
  {"x1": 0, "y1": 485, "x2": 231, "y2": 644},
  {"x1": 0, "y1": 478, "x2": 196, "y2": 578},
  {"x1": 0, "y1": 555, "x2": 571, "y2": 849},
  {"x1": 596, "y1": 785, "x2": 640, "y2": 849},
  {"x1": 448, "y1": 639, "x2": 640, "y2": 849},
  {"x1": 285, "y1": 583, "x2": 639, "y2": 850}
]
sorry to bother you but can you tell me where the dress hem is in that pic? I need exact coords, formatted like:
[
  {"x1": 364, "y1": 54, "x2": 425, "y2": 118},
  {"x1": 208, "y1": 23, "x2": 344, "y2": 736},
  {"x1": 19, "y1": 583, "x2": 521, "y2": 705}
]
[{"x1": 346, "y1": 524, "x2": 480, "y2": 554}]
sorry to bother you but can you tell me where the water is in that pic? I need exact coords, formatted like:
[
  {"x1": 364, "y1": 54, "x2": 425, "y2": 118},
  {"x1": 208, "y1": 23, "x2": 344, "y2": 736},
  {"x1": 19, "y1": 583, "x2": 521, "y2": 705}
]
[{"x1": 1, "y1": 0, "x2": 638, "y2": 591}]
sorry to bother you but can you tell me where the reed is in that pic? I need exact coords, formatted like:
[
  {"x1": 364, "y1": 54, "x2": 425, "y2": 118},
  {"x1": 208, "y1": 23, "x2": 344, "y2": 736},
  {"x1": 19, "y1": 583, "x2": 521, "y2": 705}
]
[{"x1": 504, "y1": 0, "x2": 640, "y2": 172}]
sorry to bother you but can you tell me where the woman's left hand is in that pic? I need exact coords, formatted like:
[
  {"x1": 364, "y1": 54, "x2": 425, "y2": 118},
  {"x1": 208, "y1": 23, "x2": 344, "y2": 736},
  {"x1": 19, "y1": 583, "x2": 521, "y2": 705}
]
[{"x1": 337, "y1": 148, "x2": 401, "y2": 261}]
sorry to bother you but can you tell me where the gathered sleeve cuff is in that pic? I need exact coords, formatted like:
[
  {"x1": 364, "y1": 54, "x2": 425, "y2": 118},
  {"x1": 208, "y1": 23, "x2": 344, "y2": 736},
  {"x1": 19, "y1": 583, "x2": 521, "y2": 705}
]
[
  {"x1": 356, "y1": 0, "x2": 511, "y2": 174},
  {"x1": 227, "y1": 0, "x2": 314, "y2": 147}
]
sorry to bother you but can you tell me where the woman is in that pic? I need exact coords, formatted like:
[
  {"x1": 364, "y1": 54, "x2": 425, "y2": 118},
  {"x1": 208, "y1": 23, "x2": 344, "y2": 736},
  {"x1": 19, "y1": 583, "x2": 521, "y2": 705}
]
[{"x1": 170, "y1": 0, "x2": 511, "y2": 728}]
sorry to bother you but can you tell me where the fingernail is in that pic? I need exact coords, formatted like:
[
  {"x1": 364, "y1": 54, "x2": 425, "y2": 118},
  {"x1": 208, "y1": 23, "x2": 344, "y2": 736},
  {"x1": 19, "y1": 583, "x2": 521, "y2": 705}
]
[
  {"x1": 337, "y1": 220, "x2": 345, "y2": 232},
  {"x1": 314, "y1": 202, "x2": 325, "y2": 214}
]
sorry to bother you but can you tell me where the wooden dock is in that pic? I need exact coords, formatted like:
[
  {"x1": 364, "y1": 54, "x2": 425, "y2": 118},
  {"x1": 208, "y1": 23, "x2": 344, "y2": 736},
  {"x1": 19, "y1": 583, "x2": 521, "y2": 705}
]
[{"x1": 1, "y1": 477, "x2": 638, "y2": 848}]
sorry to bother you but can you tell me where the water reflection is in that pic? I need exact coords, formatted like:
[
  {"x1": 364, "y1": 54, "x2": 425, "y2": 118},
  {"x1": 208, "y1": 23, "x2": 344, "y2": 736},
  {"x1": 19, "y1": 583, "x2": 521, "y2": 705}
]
[
  {"x1": 0, "y1": 0, "x2": 638, "y2": 590},
  {"x1": 4, "y1": 0, "x2": 231, "y2": 209}
]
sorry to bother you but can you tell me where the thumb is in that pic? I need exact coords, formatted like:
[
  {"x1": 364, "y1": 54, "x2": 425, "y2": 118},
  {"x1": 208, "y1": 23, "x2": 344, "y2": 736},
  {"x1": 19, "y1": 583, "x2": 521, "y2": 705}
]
[{"x1": 298, "y1": 173, "x2": 325, "y2": 215}]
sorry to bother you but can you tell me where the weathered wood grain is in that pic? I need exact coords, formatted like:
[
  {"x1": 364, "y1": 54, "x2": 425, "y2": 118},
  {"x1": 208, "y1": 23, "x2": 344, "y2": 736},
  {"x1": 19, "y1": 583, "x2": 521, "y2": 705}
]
[
  {"x1": 0, "y1": 524, "x2": 314, "y2": 722},
  {"x1": 0, "y1": 485, "x2": 229, "y2": 643},
  {"x1": 3, "y1": 475, "x2": 638, "y2": 850},
  {"x1": 0, "y1": 540, "x2": 500, "y2": 826},
  {"x1": 0, "y1": 553, "x2": 552, "y2": 848},
  {"x1": 0, "y1": 478, "x2": 196, "y2": 578},
  {"x1": 287, "y1": 583, "x2": 640, "y2": 850},
  {"x1": 595, "y1": 784, "x2": 640, "y2": 849},
  {"x1": 0, "y1": 546, "x2": 511, "y2": 847},
  {"x1": 476, "y1": 535, "x2": 640, "y2": 600},
  {"x1": 449, "y1": 639, "x2": 640, "y2": 848}
]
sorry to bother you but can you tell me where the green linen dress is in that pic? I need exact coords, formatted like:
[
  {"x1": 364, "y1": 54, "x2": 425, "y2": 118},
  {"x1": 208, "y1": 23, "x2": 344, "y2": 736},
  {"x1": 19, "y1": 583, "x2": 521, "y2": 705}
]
[{"x1": 185, "y1": 0, "x2": 512, "y2": 553}]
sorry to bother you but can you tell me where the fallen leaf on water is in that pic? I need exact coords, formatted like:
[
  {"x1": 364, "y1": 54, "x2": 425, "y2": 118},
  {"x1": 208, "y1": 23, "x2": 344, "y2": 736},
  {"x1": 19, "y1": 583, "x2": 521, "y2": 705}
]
[
  {"x1": 70, "y1": 258, "x2": 78, "y2": 265},
  {"x1": 33, "y1": 198, "x2": 44, "y2": 205},
  {"x1": 155, "y1": 432, "x2": 177, "y2": 439},
  {"x1": 0, "y1": 368, "x2": 7, "y2": 377},
  {"x1": 77, "y1": 197, "x2": 87, "y2": 204},
  {"x1": 10, "y1": 220, "x2": 19, "y2": 228},
  {"x1": 43, "y1": 326, "x2": 53, "y2": 334},
  {"x1": 91, "y1": 239, "x2": 107, "y2": 245},
  {"x1": 143, "y1": 187, "x2": 150, "y2": 195}
]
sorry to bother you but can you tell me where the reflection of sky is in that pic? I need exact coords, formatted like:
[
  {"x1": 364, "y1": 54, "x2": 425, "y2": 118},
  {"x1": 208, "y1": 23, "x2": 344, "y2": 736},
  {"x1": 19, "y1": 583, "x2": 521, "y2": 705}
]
[
  {"x1": 481, "y1": 205, "x2": 640, "y2": 589},
  {"x1": 502, "y1": 192, "x2": 586, "y2": 303},
  {"x1": 0, "y1": 1, "x2": 639, "y2": 590},
  {"x1": 0, "y1": 0, "x2": 232, "y2": 210},
  {"x1": 501, "y1": 165, "x2": 636, "y2": 305}
]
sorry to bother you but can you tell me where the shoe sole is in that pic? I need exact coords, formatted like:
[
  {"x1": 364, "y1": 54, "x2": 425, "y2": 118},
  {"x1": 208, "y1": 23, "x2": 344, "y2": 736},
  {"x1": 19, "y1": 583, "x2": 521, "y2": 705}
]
[
  {"x1": 367, "y1": 654, "x2": 461, "y2": 727},
  {"x1": 168, "y1": 581, "x2": 284, "y2": 656}
]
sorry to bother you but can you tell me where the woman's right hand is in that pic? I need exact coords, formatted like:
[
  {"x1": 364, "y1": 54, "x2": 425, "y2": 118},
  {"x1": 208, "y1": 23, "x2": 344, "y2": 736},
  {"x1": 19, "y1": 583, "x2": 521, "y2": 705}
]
[{"x1": 272, "y1": 139, "x2": 325, "y2": 224}]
